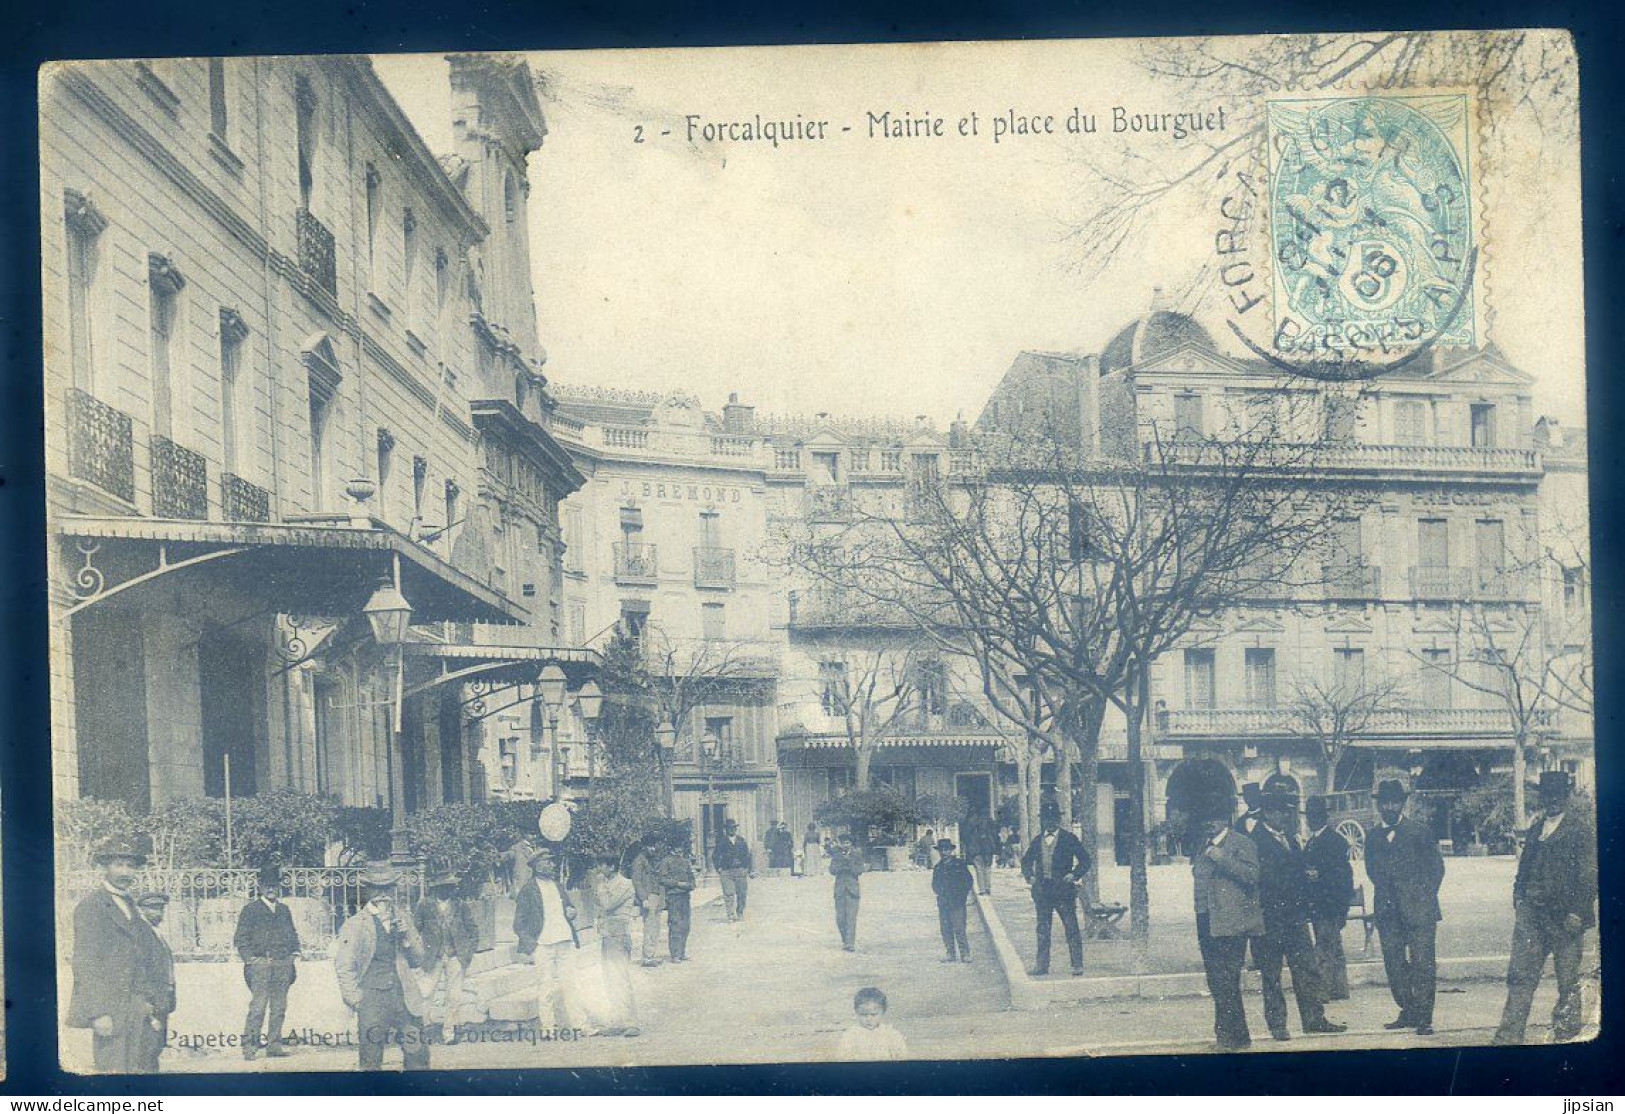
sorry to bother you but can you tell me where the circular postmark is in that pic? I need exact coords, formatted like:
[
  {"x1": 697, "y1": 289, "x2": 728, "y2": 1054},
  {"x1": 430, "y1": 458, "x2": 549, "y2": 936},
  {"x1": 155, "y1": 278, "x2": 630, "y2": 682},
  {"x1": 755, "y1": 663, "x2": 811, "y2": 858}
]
[{"x1": 1215, "y1": 91, "x2": 1478, "y2": 381}]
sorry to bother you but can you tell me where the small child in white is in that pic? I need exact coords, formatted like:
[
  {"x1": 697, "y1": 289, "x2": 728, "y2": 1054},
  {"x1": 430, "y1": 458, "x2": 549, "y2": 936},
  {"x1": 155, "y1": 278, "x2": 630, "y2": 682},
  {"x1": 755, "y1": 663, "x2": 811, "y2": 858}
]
[{"x1": 835, "y1": 986, "x2": 909, "y2": 1061}]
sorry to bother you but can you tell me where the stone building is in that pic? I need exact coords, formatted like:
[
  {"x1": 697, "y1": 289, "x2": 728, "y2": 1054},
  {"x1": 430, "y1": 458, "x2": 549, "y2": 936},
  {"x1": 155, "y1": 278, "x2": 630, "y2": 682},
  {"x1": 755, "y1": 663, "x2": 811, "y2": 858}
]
[{"x1": 42, "y1": 54, "x2": 586, "y2": 824}]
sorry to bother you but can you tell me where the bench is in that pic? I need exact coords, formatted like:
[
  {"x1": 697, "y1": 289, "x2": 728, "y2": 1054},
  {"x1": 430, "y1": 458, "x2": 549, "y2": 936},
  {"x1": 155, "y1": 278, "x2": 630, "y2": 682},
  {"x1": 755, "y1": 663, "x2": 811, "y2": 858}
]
[
  {"x1": 1347, "y1": 883, "x2": 1377, "y2": 955},
  {"x1": 1085, "y1": 901, "x2": 1128, "y2": 939}
]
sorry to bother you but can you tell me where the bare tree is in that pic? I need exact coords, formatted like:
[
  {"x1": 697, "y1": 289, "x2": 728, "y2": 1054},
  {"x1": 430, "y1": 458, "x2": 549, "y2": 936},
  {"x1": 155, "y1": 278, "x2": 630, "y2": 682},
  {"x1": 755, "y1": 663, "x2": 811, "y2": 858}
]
[
  {"x1": 1289, "y1": 670, "x2": 1414, "y2": 795},
  {"x1": 804, "y1": 645, "x2": 928, "y2": 791}
]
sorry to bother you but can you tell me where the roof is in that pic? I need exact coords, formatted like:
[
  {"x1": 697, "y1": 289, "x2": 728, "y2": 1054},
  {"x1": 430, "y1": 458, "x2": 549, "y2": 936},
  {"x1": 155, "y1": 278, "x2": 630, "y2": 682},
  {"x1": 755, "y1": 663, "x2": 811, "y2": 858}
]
[{"x1": 1100, "y1": 312, "x2": 1217, "y2": 375}]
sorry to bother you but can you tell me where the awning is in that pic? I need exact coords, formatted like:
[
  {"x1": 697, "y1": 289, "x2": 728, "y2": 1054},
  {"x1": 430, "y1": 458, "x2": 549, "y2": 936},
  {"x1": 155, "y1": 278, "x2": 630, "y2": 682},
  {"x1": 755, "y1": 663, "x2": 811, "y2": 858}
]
[
  {"x1": 401, "y1": 641, "x2": 601, "y2": 697},
  {"x1": 58, "y1": 515, "x2": 527, "y2": 626},
  {"x1": 778, "y1": 732, "x2": 1009, "y2": 751}
]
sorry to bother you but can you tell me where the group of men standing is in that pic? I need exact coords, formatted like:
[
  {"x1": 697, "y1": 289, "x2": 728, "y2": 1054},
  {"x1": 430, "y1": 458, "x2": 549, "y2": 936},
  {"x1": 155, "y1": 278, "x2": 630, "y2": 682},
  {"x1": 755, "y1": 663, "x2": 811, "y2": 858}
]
[{"x1": 1193, "y1": 769, "x2": 1594, "y2": 1051}]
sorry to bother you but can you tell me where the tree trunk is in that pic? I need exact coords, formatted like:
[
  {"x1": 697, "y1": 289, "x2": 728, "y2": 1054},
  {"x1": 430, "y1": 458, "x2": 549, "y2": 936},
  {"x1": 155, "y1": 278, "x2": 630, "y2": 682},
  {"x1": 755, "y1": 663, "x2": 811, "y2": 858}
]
[
  {"x1": 1071, "y1": 701, "x2": 1105, "y2": 907},
  {"x1": 1125, "y1": 667, "x2": 1151, "y2": 971},
  {"x1": 855, "y1": 742, "x2": 873, "y2": 792},
  {"x1": 1512, "y1": 729, "x2": 1527, "y2": 831},
  {"x1": 1014, "y1": 747, "x2": 1031, "y2": 850},
  {"x1": 1023, "y1": 743, "x2": 1043, "y2": 848},
  {"x1": 1056, "y1": 740, "x2": 1074, "y2": 828}
]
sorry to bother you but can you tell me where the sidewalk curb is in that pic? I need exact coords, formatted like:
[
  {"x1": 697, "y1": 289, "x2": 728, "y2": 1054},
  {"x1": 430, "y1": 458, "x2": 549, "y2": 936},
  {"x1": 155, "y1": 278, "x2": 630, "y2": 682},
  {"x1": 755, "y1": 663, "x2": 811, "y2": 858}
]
[{"x1": 973, "y1": 889, "x2": 1510, "y2": 1010}]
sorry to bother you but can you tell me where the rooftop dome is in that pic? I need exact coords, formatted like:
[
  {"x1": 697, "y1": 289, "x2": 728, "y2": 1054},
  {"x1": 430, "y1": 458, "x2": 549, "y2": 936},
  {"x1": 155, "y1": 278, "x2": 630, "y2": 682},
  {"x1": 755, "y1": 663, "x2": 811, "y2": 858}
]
[{"x1": 1099, "y1": 293, "x2": 1216, "y2": 375}]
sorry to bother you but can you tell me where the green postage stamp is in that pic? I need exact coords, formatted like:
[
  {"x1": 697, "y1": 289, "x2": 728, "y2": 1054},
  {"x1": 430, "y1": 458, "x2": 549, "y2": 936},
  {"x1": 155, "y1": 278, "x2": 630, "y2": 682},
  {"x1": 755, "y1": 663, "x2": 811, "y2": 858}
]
[{"x1": 1266, "y1": 92, "x2": 1476, "y2": 357}]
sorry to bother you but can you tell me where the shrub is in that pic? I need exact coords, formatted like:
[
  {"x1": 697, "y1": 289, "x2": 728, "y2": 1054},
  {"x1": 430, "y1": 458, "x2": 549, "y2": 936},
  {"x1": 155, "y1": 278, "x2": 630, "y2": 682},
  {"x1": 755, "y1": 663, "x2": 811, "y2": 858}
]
[
  {"x1": 332, "y1": 806, "x2": 394, "y2": 863},
  {"x1": 55, "y1": 798, "x2": 137, "y2": 870},
  {"x1": 399, "y1": 803, "x2": 520, "y2": 888},
  {"x1": 815, "y1": 787, "x2": 924, "y2": 846},
  {"x1": 915, "y1": 793, "x2": 968, "y2": 828}
]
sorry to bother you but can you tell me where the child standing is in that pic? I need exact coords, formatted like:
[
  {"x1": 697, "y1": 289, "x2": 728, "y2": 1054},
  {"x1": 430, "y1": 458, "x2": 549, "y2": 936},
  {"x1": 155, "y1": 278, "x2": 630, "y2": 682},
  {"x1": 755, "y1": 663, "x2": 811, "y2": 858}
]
[
  {"x1": 931, "y1": 838, "x2": 974, "y2": 963},
  {"x1": 835, "y1": 986, "x2": 909, "y2": 1060}
]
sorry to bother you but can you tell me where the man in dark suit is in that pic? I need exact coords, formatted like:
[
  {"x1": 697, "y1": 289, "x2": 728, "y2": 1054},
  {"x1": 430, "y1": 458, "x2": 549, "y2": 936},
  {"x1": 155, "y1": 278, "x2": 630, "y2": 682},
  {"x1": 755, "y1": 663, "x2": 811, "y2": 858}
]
[
  {"x1": 1021, "y1": 808, "x2": 1092, "y2": 976},
  {"x1": 1250, "y1": 790, "x2": 1344, "y2": 1038},
  {"x1": 1232, "y1": 783, "x2": 1263, "y2": 835},
  {"x1": 1493, "y1": 771, "x2": 1597, "y2": 1044},
  {"x1": 1365, "y1": 778, "x2": 1445, "y2": 1034},
  {"x1": 931, "y1": 838, "x2": 975, "y2": 962},
  {"x1": 133, "y1": 892, "x2": 175, "y2": 1072},
  {"x1": 1192, "y1": 812, "x2": 1264, "y2": 1050},
  {"x1": 234, "y1": 863, "x2": 301, "y2": 1059},
  {"x1": 415, "y1": 872, "x2": 480, "y2": 1043},
  {"x1": 67, "y1": 837, "x2": 159, "y2": 1073},
  {"x1": 1303, "y1": 795, "x2": 1354, "y2": 1000},
  {"x1": 714, "y1": 819, "x2": 753, "y2": 922},
  {"x1": 961, "y1": 812, "x2": 1000, "y2": 896}
]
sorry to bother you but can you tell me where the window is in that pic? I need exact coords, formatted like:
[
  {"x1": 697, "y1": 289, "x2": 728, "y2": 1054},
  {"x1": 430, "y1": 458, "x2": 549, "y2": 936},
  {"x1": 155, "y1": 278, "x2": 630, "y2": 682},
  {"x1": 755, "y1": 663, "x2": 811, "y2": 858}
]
[
  {"x1": 873, "y1": 766, "x2": 917, "y2": 797},
  {"x1": 1325, "y1": 395, "x2": 1357, "y2": 441},
  {"x1": 1330, "y1": 517, "x2": 1363, "y2": 572},
  {"x1": 1396, "y1": 400, "x2": 1428, "y2": 445},
  {"x1": 434, "y1": 249, "x2": 451, "y2": 315},
  {"x1": 813, "y1": 451, "x2": 839, "y2": 483},
  {"x1": 915, "y1": 658, "x2": 948, "y2": 720},
  {"x1": 1420, "y1": 648, "x2": 1453, "y2": 709},
  {"x1": 1174, "y1": 394, "x2": 1204, "y2": 438},
  {"x1": 568, "y1": 600, "x2": 586, "y2": 644},
  {"x1": 819, "y1": 660, "x2": 848, "y2": 716},
  {"x1": 444, "y1": 480, "x2": 461, "y2": 539},
  {"x1": 1474, "y1": 519, "x2": 1505, "y2": 575},
  {"x1": 1067, "y1": 498, "x2": 1092, "y2": 563},
  {"x1": 911, "y1": 454, "x2": 940, "y2": 482},
  {"x1": 295, "y1": 77, "x2": 317, "y2": 212},
  {"x1": 827, "y1": 768, "x2": 854, "y2": 797},
  {"x1": 880, "y1": 450, "x2": 902, "y2": 473},
  {"x1": 207, "y1": 59, "x2": 229, "y2": 140},
  {"x1": 64, "y1": 193, "x2": 105, "y2": 393},
  {"x1": 619, "y1": 602, "x2": 649, "y2": 640},
  {"x1": 376, "y1": 428, "x2": 395, "y2": 517},
  {"x1": 698, "y1": 510, "x2": 721, "y2": 551},
  {"x1": 219, "y1": 309, "x2": 248, "y2": 473},
  {"x1": 1332, "y1": 647, "x2": 1366, "y2": 694},
  {"x1": 1183, "y1": 649, "x2": 1216, "y2": 709},
  {"x1": 1563, "y1": 566, "x2": 1587, "y2": 613},
  {"x1": 562, "y1": 507, "x2": 584, "y2": 573},
  {"x1": 701, "y1": 602, "x2": 726, "y2": 641},
  {"x1": 504, "y1": 172, "x2": 520, "y2": 225},
  {"x1": 703, "y1": 715, "x2": 735, "y2": 763},
  {"x1": 1470, "y1": 403, "x2": 1497, "y2": 449},
  {"x1": 849, "y1": 448, "x2": 870, "y2": 472},
  {"x1": 1244, "y1": 648, "x2": 1277, "y2": 707},
  {"x1": 402, "y1": 209, "x2": 417, "y2": 326},
  {"x1": 364, "y1": 165, "x2": 381, "y2": 281},
  {"x1": 148, "y1": 255, "x2": 182, "y2": 439},
  {"x1": 1418, "y1": 518, "x2": 1449, "y2": 567},
  {"x1": 307, "y1": 383, "x2": 332, "y2": 511}
]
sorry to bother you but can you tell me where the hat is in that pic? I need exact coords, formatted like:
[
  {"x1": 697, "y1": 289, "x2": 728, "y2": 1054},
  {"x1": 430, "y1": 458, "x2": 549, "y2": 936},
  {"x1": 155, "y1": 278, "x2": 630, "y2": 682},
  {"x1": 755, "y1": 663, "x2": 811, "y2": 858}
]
[
  {"x1": 935, "y1": 838, "x2": 955, "y2": 852},
  {"x1": 1261, "y1": 774, "x2": 1299, "y2": 799},
  {"x1": 135, "y1": 891, "x2": 170, "y2": 909},
  {"x1": 430, "y1": 871, "x2": 461, "y2": 890},
  {"x1": 527, "y1": 847, "x2": 556, "y2": 870},
  {"x1": 359, "y1": 863, "x2": 401, "y2": 899},
  {"x1": 1304, "y1": 795, "x2": 1330, "y2": 821},
  {"x1": 1240, "y1": 783, "x2": 1262, "y2": 808},
  {"x1": 1538, "y1": 770, "x2": 1574, "y2": 802},
  {"x1": 93, "y1": 836, "x2": 148, "y2": 866},
  {"x1": 1375, "y1": 779, "x2": 1409, "y2": 805},
  {"x1": 1260, "y1": 790, "x2": 1296, "y2": 812},
  {"x1": 256, "y1": 864, "x2": 283, "y2": 890}
]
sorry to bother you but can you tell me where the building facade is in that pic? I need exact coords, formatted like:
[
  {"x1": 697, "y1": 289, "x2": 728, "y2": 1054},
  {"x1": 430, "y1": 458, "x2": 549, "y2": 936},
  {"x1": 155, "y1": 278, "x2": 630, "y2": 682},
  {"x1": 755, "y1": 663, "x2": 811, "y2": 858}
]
[{"x1": 43, "y1": 54, "x2": 586, "y2": 826}]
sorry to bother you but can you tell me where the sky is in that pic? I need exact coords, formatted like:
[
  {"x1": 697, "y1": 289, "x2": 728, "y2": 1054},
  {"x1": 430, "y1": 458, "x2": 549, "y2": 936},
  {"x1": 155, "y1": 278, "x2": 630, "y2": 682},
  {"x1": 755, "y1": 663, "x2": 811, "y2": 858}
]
[{"x1": 375, "y1": 36, "x2": 1586, "y2": 428}]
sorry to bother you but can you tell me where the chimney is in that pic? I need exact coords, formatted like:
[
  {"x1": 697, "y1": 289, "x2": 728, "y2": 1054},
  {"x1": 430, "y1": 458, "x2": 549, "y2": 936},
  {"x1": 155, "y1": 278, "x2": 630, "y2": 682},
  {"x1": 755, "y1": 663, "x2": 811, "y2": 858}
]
[
  {"x1": 722, "y1": 391, "x2": 755, "y2": 434},
  {"x1": 1150, "y1": 285, "x2": 1170, "y2": 313}
]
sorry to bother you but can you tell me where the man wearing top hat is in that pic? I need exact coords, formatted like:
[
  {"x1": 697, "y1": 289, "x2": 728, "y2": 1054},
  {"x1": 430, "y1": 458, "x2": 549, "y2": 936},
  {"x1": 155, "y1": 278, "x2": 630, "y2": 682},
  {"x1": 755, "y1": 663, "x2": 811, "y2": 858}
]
[
  {"x1": 67, "y1": 836, "x2": 161, "y2": 1072},
  {"x1": 133, "y1": 892, "x2": 175, "y2": 1072},
  {"x1": 234, "y1": 863, "x2": 301, "y2": 1059},
  {"x1": 931, "y1": 838, "x2": 975, "y2": 963},
  {"x1": 1249, "y1": 786, "x2": 1345, "y2": 1038},
  {"x1": 416, "y1": 871, "x2": 480, "y2": 1043},
  {"x1": 1303, "y1": 795, "x2": 1354, "y2": 1000},
  {"x1": 333, "y1": 865, "x2": 429, "y2": 1070},
  {"x1": 1364, "y1": 778, "x2": 1446, "y2": 1035},
  {"x1": 1021, "y1": 806, "x2": 1092, "y2": 977},
  {"x1": 1493, "y1": 770, "x2": 1597, "y2": 1044}
]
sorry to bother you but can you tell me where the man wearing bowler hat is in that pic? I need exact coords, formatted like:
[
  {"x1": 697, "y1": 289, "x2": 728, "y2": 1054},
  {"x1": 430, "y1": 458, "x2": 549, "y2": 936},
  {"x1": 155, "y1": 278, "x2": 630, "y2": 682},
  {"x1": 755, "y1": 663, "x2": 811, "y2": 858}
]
[
  {"x1": 1493, "y1": 770, "x2": 1597, "y2": 1044},
  {"x1": 931, "y1": 838, "x2": 974, "y2": 963},
  {"x1": 234, "y1": 863, "x2": 301, "y2": 1059},
  {"x1": 334, "y1": 865, "x2": 429, "y2": 1070},
  {"x1": 514, "y1": 846, "x2": 580, "y2": 1027},
  {"x1": 133, "y1": 892, "x2": 175, "y2": 1072},
  {"x1": 416, "y1": 871, "x2": 480, "y2": 1044},
  {"x1": 67, "y1": 836, "x2": 159, "y2": 1072},
  {"x1": 1249, "y1": 787, "x2": 1344, "y2": 1038},
  {"x1": 1365, "y1": 778, "x2": 1445, "y2": 1034},
  {"x1": 1192, "y1": 810, "x2": 1263, "y2": 1050},
  {"x1": 1233, "y1": 783, "x2": 1264, "y2": 835}
]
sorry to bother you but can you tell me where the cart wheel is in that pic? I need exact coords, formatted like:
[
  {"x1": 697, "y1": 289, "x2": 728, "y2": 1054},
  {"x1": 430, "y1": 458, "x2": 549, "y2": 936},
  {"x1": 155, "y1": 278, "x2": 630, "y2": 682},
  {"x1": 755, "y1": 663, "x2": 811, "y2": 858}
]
[{"x1": 1337, "y1": 819, "x2": 1366, "y2": 861}]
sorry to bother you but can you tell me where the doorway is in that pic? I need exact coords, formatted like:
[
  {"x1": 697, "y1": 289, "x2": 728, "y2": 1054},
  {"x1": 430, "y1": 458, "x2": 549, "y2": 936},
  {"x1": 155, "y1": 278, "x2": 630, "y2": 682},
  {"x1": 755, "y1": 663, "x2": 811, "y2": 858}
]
[
  {"x1": 955, "y1": 772, "x2": 992, "y2": 817},
  {"x1": 700, "y1": 802, "x2": 728, "y2": 870},
  {"x1": 199, "y1": 627, "x2": 264, "y2": 799}
]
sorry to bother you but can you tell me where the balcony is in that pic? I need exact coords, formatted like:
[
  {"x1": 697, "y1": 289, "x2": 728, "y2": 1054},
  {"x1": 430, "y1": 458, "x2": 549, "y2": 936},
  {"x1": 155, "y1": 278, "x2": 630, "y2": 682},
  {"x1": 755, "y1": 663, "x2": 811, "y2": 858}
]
[
  {"x1": 295, "y1": 208, "x2": 337, "y2": 297},
  {"x1": 151, "y1": 436, "x2": 208, "y2": 520},
  {"x1": 1159, "y1": 705, "x2": 1546, "y2": 739},
  {"x1": 693, "y1": 546, "x2": 736, "y2": 590},
  {"x1": 1473, "y1": 568, "x2": 1531, "y2": 602},
  {"x1": 1408, "y1": 565, "x2": 1472, "y2": 601},
  {"x1": 771, "y1": 448, "x2": 802, "y2": 473},
  {"x1": 221, "y1": 472, "x2": 271, "y2": 523},
  {"x1": 602, "y1": 427, "x2": 650, "y2": 451},
  {"x1": 1325, "y1": 564, "x2": 1382, "y2": 600},
  {"x1": 66, "y1": 388, "x2": 135, "y2": 504},
  {"x1": 613, "y1": 542, "x2": 659, "y2": 585},
  {"x1": 1154, "y1": 440, "x2": 1541, "y2": 476},
  {"x1": 807, "y1": 486, "x2": 853, "y2": 521}
]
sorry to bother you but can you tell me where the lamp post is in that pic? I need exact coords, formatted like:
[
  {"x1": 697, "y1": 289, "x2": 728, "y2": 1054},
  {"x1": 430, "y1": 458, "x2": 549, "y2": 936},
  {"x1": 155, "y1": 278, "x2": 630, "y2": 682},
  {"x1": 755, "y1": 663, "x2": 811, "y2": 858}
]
[
  {"x1": 363, "y1": 554, "x2": 413, "y2": 861},
  {"x1": 701, "y1": 729, "x2": 720, "y2": 870},
  {"x1": 655, "y1": 720, "x2": 677, "y2": 818},
  {"x1": 538, "y1": 663, "x2": 568, "y2": 799},
  {"x1": 577, "y1": 679, "x2": 602, "y2": 785}
]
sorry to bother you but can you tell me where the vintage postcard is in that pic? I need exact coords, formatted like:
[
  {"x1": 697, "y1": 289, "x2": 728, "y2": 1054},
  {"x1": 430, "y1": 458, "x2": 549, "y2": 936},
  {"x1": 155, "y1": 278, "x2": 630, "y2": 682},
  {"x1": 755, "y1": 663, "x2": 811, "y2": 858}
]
[{"x1": 39, "y1": 30, "x2": 1592, "y2": 1074}]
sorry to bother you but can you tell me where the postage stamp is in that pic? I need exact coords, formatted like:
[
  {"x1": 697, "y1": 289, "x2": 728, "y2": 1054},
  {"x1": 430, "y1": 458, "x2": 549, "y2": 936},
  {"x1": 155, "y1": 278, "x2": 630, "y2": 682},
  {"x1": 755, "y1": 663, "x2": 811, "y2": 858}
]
[{"x1": 1265, "y1": 92, "x2": 1476, "y2": 362}]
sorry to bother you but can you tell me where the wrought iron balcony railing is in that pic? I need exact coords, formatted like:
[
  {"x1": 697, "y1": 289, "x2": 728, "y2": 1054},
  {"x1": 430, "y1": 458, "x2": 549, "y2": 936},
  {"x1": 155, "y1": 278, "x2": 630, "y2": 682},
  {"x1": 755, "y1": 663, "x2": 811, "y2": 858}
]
[
  {"x1": 221, "y1": 472, "x2": 271, "y2": 523},
  {"x1": 613, "y1": 542, "x2": 659, "y2": 584},
  {"x1": 1473, "y1": 568, "x2": 1531, "y2": 602},
  {"x1": 693, "y1": 546, "x2": 736, "y2": 589},
  {"x1": 296, "y1": 208, "x2": 337, "y2": 297},
  {"x1": 1325, "y1": 564, "x2": 1382, "y2": 599},
  {"x1": 1408, "y1": 565, "x2": 1472, "y2": 601},
  {"x1": 151, "y1": 435, "x2": 208, "y2": 520},
  {"x1": 67, "y1": 388, "x2": 135, "y2": 504},
  {"x1": 1158, "y1": 705, "x2": 1550, "y2": 738}
]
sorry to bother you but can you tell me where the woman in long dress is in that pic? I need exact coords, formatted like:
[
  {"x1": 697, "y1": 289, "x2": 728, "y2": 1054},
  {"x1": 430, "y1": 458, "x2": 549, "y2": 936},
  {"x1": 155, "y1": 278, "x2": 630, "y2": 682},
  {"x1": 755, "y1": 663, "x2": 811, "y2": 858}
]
[{"x1": 589, "y1": 854, "x2": 640, "y2": 1036}]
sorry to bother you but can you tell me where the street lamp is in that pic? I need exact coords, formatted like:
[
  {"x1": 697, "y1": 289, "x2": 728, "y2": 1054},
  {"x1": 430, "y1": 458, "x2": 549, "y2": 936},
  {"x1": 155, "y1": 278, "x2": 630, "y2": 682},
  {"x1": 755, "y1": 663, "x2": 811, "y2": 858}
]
[
  {"x1": 363, "y1": 557, "x2": 415, "y2": 863},
  {"x1": 537, "y1": 663, "x2": 568, "y2": 799},
  {"x1": 655, "y1": 720, "x2": 677, "y2": 818},
  {"x1": 576, "y1": 680, "x2": 603, "y2": 781},
  {"x1": 363, "y1": 579, "x2": 413, "y2": 646}
]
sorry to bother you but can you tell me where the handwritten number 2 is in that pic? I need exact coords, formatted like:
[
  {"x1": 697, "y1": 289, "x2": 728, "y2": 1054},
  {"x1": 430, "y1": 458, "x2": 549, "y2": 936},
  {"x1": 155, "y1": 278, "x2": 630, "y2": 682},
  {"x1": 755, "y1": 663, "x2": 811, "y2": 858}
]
[{"x1": 634, "y1": 125, "x2": 644, "y2": 144}]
